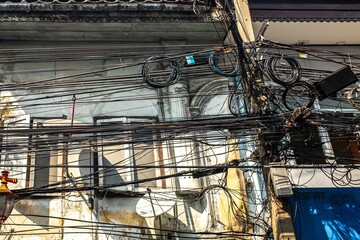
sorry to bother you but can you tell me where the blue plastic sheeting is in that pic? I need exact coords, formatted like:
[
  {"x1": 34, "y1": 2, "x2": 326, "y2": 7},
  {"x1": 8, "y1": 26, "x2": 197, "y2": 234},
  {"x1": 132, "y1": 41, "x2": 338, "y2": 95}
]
[{"x1": 289, "y1": 188, "x2": 360, "y2": 240}]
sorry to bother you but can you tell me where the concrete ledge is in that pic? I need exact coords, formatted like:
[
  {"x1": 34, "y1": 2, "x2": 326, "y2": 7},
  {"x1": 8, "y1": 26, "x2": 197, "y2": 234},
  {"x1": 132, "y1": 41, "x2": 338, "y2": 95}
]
[{"x1": 0, "y1": 3, "x2": 210, "y2": 12}]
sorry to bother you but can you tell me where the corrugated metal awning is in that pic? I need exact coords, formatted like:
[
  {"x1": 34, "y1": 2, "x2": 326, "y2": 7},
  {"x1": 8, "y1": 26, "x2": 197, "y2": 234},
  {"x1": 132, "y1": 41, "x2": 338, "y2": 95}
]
[{"x1": 249, "y1": 1, "x2": 360, "y2": 22}]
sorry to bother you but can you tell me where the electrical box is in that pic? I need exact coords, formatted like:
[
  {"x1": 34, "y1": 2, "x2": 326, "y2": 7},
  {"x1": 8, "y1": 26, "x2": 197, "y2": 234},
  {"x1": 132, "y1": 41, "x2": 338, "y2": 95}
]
[{"x1": 314, "y1": 66, "x2": 358, "y2": 101}]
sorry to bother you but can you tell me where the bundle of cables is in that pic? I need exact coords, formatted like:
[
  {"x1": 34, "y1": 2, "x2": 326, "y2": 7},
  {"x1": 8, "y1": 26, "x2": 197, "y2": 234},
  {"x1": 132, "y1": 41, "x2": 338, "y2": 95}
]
[
  {"x1": 227, "y1": 79, "x2": 250, "y2": 116},
  {"x1": 282, "y1": 81, "x2": 316, "y2": 111},
  {"x1": 208, "y1": 48, "x2": 239, "y2": 77},
  {"x1": 264, "y1": 56, "x2": 302, "y2": 87},
  {"x1": 141, "y1": 55, "x2": 181, "y2": 88}
]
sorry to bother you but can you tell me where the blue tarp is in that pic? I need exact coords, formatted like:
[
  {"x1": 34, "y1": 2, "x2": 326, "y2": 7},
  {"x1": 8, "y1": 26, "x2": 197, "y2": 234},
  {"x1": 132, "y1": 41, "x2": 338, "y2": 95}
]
[{"x1": 289, "y1": 188, "x2": 360, "y2": 240}]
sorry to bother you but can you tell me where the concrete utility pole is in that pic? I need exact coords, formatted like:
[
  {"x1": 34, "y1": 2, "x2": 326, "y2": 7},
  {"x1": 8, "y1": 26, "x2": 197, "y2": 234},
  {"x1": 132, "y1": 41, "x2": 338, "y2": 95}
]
[
  {"x1": 233, "y1": 0, "x2": 255, "y2": 42},
  {"x1": 230, "y1": 1, "x2": 296, "y2": 239},
  {"x1": 229, "y1": 1, "x2": 269, "y2": 238}
]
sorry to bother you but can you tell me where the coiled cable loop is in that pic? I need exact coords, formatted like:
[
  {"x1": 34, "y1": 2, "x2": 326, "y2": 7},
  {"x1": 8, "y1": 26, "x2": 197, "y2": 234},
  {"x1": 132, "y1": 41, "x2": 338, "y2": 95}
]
[
  {"x1": 264, "y1": 56, "x2": 301, "y2": 86},
  {"x1": 141, "y1": 55, "x2": 181, "y2": 88},
  {"x1": 282, "y1": 81, "x2": 316, "y2": 111},
  {"x1": 209, "y1": 48, "x2": 239, "y2": 77}
]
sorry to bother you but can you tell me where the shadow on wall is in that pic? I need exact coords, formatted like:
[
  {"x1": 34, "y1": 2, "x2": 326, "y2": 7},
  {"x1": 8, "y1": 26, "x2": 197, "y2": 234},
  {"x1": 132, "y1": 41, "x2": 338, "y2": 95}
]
[
  {"x1": 79, "y1": 149, "x2": 128, "y2": 190},
  {"x1": 80, "y1": 147, "x2": 151, "y2": 238},
  {"x1": 79, "y1": 149, "x2": 204, "y2": 239},
  {"x1": 152, "y1": 198, "x2": 207, "y2": 239},
  {"x1": 188, "y1": 196, "x2": 207, "y2": 214},
  {"x1": 14, "y1": 199, "x2": 51, "y2": 227},
  {"x1": 154, "y1": 212, "x2": 200, "y2": 239}
]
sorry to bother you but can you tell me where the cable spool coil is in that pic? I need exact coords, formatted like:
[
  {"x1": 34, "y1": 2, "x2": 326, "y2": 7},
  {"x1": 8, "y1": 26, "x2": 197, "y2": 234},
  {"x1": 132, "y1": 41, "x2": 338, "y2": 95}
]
[
  {"x1": 141, "y1": 55, "x2": 181, "y2": 88},
  {"x1": 209, "y1": 48, "x2": 239, "y2": 77},
  {"x1": 264, "y1": 56, "x2": 302, "y2": 87},
  {"x1": 282, "y1": 81, "x2": 316, "y2": 111}
]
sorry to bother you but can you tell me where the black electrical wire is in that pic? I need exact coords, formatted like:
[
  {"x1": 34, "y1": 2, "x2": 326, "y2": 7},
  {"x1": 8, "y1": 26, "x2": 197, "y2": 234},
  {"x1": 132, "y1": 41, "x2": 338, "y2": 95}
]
[
  {"x1": 282, "y1": 81, "x2": 316, "y2": 111},
  {"x1": 2, "y1": 22, "x2": 360, "y2": 240},
  {"x1": 263, "y1": 56, "x2": 302, "y2": 87},
  {"x1": 208, "y1": 48, "x2": 240, "y2": 77}
]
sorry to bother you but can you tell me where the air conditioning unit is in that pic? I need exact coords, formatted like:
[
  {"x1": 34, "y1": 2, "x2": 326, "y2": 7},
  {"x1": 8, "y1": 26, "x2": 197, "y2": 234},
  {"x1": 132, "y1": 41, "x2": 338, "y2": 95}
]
[{"x1": 270, "y1": 164, "x2": 293, "y2": 198}]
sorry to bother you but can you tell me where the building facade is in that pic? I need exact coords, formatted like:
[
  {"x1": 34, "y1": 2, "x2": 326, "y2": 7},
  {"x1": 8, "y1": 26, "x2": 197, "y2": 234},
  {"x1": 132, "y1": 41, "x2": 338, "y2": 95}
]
[
  {"x1": 248, "y1": 1, "x2": 360, "y2": 239},
  {"x1": 0, "y1": 0, "x2": 254, "y2": 239},
  {"x1": 1, "y1": 0, "x2": 360, "y2": 239}
]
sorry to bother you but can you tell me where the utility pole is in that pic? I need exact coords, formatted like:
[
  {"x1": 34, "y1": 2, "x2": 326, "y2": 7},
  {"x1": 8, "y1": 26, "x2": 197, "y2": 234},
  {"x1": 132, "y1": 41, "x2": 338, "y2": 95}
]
[
  {"x1": 229, "y1": 2, "x2": 296, "y2": 239},
  {"x1": 227, "y1": 1, "x2": 271, "y2": 239},
  {"x1": 232, "y1": 0, "x2": 255, "y2": 43}
]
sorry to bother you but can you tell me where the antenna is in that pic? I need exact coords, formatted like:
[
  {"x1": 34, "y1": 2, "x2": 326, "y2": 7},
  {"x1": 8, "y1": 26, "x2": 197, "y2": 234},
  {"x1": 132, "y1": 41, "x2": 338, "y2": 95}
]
[{"x1": 255, "y1": 20, "x2": 269, "y2": 42}]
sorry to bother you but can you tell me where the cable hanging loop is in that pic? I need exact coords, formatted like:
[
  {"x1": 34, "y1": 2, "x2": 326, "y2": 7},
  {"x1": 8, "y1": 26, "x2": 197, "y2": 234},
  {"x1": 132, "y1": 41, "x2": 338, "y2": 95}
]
[
  {"x1": 208, "y1": 47, "x2": 240, "y2": 77},
  {"x1": 141, "y1": 55, "x2": 181, "y2": 88},
  {"x1": 263, "y1": 56, "x2": 302, "y2": 87}
]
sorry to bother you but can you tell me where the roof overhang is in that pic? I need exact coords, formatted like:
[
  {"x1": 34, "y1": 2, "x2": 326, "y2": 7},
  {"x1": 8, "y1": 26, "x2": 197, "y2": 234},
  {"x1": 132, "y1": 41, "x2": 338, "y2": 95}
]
[
  {"x1": 252, "y1": 21, "x2": 360, "y2": 45},
  {"x1": 249, "y1": 1, "x2": 360, "y2": 23},
  {"x1": 0, "y1": 2, "x2": 226, "y2": 43},
  {"x1": 249, "y1": 0, "x2": 360, "y2": 45}
]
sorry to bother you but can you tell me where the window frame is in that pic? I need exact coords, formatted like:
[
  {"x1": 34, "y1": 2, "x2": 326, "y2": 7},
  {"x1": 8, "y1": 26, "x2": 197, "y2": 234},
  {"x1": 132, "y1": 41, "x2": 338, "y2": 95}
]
[
  {"x1": 94, "y1": 116, "x2": 166, "y2": 192},
  {"x1": 27, "y1": 117, "x2": 69, "y2": 192}
]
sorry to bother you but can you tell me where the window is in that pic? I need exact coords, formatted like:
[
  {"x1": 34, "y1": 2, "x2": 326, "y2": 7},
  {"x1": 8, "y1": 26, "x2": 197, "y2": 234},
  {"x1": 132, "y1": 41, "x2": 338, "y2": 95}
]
[
  {"x1": 32, "y1": 132, "x2": 60, "y2": 188},
  {"x1": 95, "y1": 117, "x2": 167, "y2": 192},
  {"x1": 2, "y1": 116, "x2": 67, "y2": 190},
  {"x1": 27, "y1": 118, "x2": 93, "y2": 190},
  {"x1": 328, "y1": 131, "x2": 360, "y2": 164},
  {"x1": 28, "y1": 118, "x2": 66, "y2": 189},
  {"x1": 2, "y1": 115, "x2": 168, "y2": 192}
]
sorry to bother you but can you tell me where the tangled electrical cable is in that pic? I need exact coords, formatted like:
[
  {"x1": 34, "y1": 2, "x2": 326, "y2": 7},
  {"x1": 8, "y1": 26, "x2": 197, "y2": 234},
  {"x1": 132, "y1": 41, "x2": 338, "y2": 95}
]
[
  {"x1": 208, "y1": 48, "x2": 240, "y2": 77},
  {"x1": 263, "y1": 56, "x2": 302, "y2": 87},
  {"x1": 282, "y1": 81, "x2": 316, "y2": 111},
  {"x1": 141, "y1": 48, "x2": 240, "y2": 88},
  {"x1": 227, "y1": 78, "x2": 250, "y2": 116},
  {"x1": 141, "y1": 55, "x2": 181, "y2": 88},
  {"x1": 227, "y1": 41, "x2": 311, "y2": 116},
  {"x1": 188, "y1": 184, "x2": 270, "y2": 233}
]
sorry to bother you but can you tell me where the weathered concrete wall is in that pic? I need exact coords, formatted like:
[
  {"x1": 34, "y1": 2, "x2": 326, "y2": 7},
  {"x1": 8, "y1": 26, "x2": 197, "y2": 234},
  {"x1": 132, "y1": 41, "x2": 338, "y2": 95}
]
[{"x1": 1, "y1": 41, "x2": 238, "y2": 239}]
